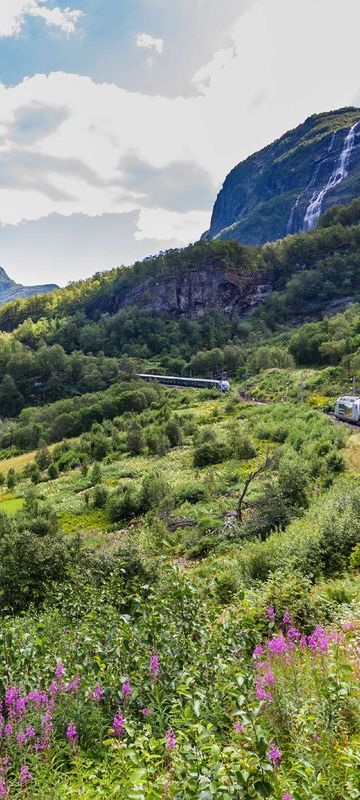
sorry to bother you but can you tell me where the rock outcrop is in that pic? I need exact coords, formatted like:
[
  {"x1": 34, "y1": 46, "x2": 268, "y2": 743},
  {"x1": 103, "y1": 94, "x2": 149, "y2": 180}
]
[{"x1": 0, "y1": 267, "x2": 57, "y2": 307}]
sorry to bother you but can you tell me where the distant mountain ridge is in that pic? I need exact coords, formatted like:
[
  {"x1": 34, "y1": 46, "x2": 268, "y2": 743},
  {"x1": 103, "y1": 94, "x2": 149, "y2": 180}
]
[
  {"x1": 0, "y1": 267, "x2": 58, "y2": 307},
  {"x1": 203, "y1": 107, "x2": 360, "y2": 245}
]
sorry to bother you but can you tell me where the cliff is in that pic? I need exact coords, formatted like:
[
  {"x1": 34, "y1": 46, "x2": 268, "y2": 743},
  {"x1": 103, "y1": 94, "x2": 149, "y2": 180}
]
[{"x1": 203, "y1": 107, "x2": 360, "y2": 245}]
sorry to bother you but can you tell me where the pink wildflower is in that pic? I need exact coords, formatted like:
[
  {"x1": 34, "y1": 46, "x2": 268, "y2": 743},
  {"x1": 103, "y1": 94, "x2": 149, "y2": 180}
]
[
  {"x1": 150, "y1": 653, "x2": 159, "y2": 680},
  {"x1": 267, "y1": 636, "x2": 287, "y2": 656},
  {"x1": 66, "y1": 723, "x2": 77, "y2": 742},
  {"x1": 66, "y1": 674, "x2": 80, "y2": 694},
  {"x1": 122, "y1": 681, "x2": 132, "y2": 698},
  {"x1": 165, "y1": 729, "x2": 176, "y2": 750},
  {"x1": 19, "y1": 765, "x2": 33, "y2": 787},
  {"x1": 0, "y1": 779, "x2": 6, "y2": 797},
  {"x1": 234, "y1": 722, "x2": 244, "y2": 733},
  {"x1": 267, "y1": 605, "x2": 276, "y2": 620},
  {"x1": 255, "y1": 679, "x2": 272, "y2": 702},
  {"x1": 91, "y1": 684, "x2": 105, "y2": 703},
  {"x1": 282, "y1": 794, "x2": 292, "y2": 800},
  {"x1": 113, "y1": 712, "x2": 125, "y2": 736},
  {"x1": 4, "y1": 724, "x2": 12, "y2": 738},
  {"x1": 253, "y1": 644, "x2": 265, "y2": 659},
  {"x1": 25, "y1": 726, "x2": 36, "y2": 740},
  {"x1": 55, "y1": 662, "x2": 65, "y2": 679},
  {"x1": 264, "y1": 669, "x2": 276, "y2": 686},
  {"x1": 16, "y1": 730, "x2": 26, "y2": 746},
  {"x1": 269, "y1": 743, "x2": 282, "y2": 768},
  {"x1": 141, "y1": 707, "x2": 152, "y2": 717},
  {"x1": 283, "y1": 611, "x2": 292, "y2": 625}
]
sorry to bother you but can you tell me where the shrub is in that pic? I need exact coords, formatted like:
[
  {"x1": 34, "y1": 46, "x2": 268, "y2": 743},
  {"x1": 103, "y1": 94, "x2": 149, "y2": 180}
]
[
  {"x1": 193, "y1": 440, "x2": 228, "y2": 467},
  {"x1": 48, "y1": 462, "x2": 59, "y2": 480},
  {"x1": 126, "y1": 422, "x2": 145, "y2": 456},
  {"x1": 176, "y1": 483, "x2": 206, "y2": 505},
  {"x1": 107, "y1": 485, "x2": 140, "y2": 522},
  {"x1": 93, "y1": 484, "x2": 109, "y2": 508}
]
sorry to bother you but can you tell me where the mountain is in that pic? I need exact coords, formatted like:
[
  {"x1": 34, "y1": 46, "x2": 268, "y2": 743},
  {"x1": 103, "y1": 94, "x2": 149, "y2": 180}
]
[
  {"x1": 1, "y1": 198, "x2": 360, "y2": 333},
  {"x1": 0, "y1": 267, "x2": 58, "y2": 306},
  {"x1": 203, "y1": 107, "x2": 360, "y2": 245}
]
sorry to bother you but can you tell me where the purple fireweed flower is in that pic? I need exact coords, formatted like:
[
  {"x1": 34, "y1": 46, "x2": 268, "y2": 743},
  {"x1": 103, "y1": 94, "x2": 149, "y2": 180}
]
[
  {"x1": 255, "y1": 680, "x2": 272, "y2": 702},
  {"x1": 0, "y1": 779, "x2": 6, "y2": 797},
  {"x1": 299, "y1": 634, "x2": 307, "y2": 649},
  {"x1": 141, "y1": 707, "x2": 152, "y2": 717},
  {"x1": 66, "y1": 723, "x2": 77, "y2": 742},
  {"x1": 25, "y1": 726, "x2": 36, "y2": 740},
  {"x1": 91, "y1": 684, "x2": 105, "y2": 703},
  {"x1": 49, "y1": 680, "x2": 59, "y2": 696},
  {"x1": 122, "y1": 681, "x2": 132, "y2": 698},
  {"x1": 66, "y1": 674, "x2": 80, "y2": 694},
  {"x1": 33, "y1": 740, "x2": 46, "y2": 753},
  {"x1": 264, "y1": 669, "x2": 276, "y2": 686},
  {"x1": 1, "y1": 758, "x2": 10, "y2": 773},
  {"x1": 282, "y1": 794, "x2": 292, "y2": 800},
  {"x1": 269, "y1": 743, "x2": 282, "y2": 768},
  {"x1": 307, "y1": 626, "x2": 330, "y2": 653},
  {"x1": 267, "y1": 605, "x2": 276, "y2": 620},
  {"x1": 165, "y1": 729, "x2": 176, "y2": 750},
  {"x1": 113, "y1": 712, "x2": 125, "y2": 737},
  {"x1": 4, "y1": 724, "x2": 12, "y2": 738},
  {"x1": 5, "y1": 687, "x2": 18, "y2": 708},
  {"x1": 163, "y1": 781, "x2": 170, "y2": 795},
  {"x1": 16, "y1": 730, "x2": 26, "y2": 746},
  {"x1": 267, "y1": 636, "x2": 287, "y2": 656},
  {"x1": 150, "y1": 653, "x2": 159, "y2": 679},
  {"x1": 253, "y1": 644, "x2": 265, "y2": 659},
  {"x1": 19, "y1": 765, "x2": 33, "y2": 787},
  {"x1": 27, "y1": 690, "x2": 48, "y2": 707},
  {"x1": 234, "y1": 722, "x2": 244, "y2": 733},
  {"x1": 55, "y1": 662, "x2": 65, "y2": 679},
  {"x1": 283, "y1": 611, "x2": 292, "y2": 625},
  {"x1": 287, "y1": 626, "x2": 301, "y2": 641},
  {"x1": 15, "y1": 697, "x2": 26, "y2": 718}
]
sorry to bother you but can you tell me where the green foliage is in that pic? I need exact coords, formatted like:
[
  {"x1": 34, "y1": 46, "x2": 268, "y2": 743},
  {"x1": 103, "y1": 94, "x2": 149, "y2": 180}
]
[{"x1": 193, "y1": 439, "x2": 228, "y2": 467}]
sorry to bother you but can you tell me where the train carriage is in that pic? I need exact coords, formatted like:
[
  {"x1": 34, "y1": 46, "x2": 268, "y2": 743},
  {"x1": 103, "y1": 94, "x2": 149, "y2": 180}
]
[{"x1": 137, "y1": 374, "x2": 230, "y2": 392}]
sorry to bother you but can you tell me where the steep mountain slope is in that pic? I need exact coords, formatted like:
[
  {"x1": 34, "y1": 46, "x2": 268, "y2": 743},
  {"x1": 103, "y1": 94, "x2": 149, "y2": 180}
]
[
  {"x1": 0, "y1": 266, "x2": 57, "y2": 306},
  {"x1": 203, "y1": 107, "x2": 360, "y2": 245},
  {"x1": 1, "y1": 199, "x2": 360, "y2": 333}
]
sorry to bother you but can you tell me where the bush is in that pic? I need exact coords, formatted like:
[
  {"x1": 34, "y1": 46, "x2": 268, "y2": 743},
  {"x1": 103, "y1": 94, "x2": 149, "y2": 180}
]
[
  {"x1": 176, "y1": 483, "x2": 206, "y2": 505},
  {"x1": 126, "y1": 422, "x2": 145, "y2": 456},
  {"x1": 48, "y1": 462, "x2": 59, "y2": 480},
  {"x1": 107, "y1": 486, "x2": 140, "y2": 522},
  {"x1": 140, "y1": 474, "x2": 171, "y2": 513},
  {"x1": 193, "y1": 440, "x2": 228, "y2": 467},
  {"x1": 93, "y1": 484, "x2": 109, "y2": 508}
]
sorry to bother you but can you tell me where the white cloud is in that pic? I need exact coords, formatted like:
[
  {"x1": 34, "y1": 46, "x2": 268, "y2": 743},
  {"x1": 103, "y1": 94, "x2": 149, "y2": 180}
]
[
  {"x1": 135, "y1": 208, "x2": 210, "y2": 242},
  {"x1": 136, "y1": 32, "x2": 163, "y2": 55},
  {"x1": 0, "y1": 0, "x2": 360, "y2": 257},
  {"x1": 0, "y1": 1, "x2": 83, "y2": 38}
]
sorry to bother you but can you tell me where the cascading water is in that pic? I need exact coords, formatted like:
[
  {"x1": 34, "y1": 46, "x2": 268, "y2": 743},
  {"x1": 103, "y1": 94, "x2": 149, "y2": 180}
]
[
  {"x1": 304, "y1": 121, "x2": 359, "y2": 230},
  {"x1": 287, "y1": 193, "x2": 301, "y2": 233}
]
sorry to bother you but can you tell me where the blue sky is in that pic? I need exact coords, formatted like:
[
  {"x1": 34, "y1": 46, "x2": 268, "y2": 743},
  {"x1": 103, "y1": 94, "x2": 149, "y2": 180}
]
[{"x1": 0, "y1": 0, "x2": 359, "y2": 286}]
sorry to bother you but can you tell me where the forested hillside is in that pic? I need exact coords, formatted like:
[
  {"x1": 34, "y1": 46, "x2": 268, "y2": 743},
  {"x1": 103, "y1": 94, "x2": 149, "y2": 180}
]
[{"x1": 2, "y1": 199, "x2": 360, "y2": 797}]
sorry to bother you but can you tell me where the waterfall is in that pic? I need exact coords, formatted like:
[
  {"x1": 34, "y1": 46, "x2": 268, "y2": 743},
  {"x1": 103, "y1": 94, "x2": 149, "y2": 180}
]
[
  {"x1": 287, "y1": 193, "x2": 301, "y2": 233},
  {"x1": 304, "y1": 121, "x2": 359, "y2": 230}
]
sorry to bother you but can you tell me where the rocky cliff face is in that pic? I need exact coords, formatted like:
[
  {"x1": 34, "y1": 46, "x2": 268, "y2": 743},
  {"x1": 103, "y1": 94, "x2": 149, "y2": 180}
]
[
  {"x1": 0, "y1": 267, "x2": 58, "y2": 307},
  {"x1": 95, "y1": 267, "x2": 272, "y2": 320},
  {"x1": 203, "y1": 107, "x2": 360, "y2": 245}
]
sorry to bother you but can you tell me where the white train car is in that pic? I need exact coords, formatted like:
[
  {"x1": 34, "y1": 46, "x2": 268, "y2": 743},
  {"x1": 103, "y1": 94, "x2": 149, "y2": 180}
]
[
  {"x1": 137, "y1": 374, "x2": 230, "y2": 392},
  {"x1": 334, "y1": 395, "x2": 360, "y2": 424}
]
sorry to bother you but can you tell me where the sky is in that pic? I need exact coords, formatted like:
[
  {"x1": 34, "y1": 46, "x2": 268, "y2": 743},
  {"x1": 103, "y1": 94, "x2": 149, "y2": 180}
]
[{"x1": 0, "y1": 0, "x2": 359, "y2": 286}]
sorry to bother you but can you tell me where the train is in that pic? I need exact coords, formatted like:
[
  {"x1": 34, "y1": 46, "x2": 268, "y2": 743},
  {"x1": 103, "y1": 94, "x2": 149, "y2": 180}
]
[
  {"x1": 137, "y1": 373, "x2": 231, "y2": 392},
  {"x1": 334, "y1": 395, "x2": 360, "y2": 424}
]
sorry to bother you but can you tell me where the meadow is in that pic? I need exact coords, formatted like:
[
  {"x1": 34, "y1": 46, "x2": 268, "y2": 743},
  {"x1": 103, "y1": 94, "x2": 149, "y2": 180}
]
[{"x1": 0, "y1": 375, "x2": 358, "y2": 797}]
